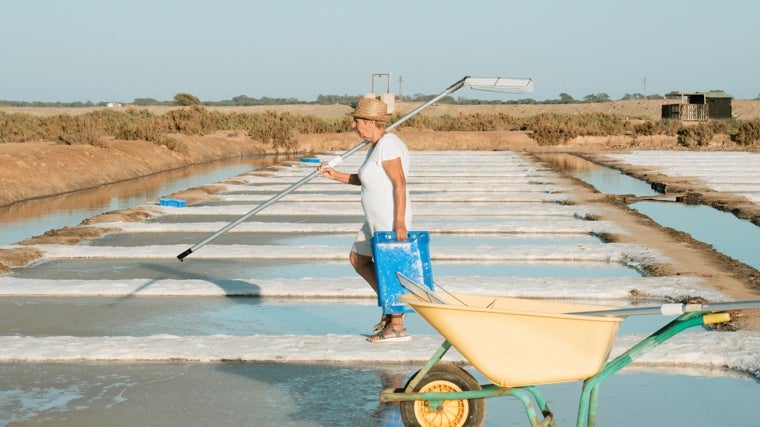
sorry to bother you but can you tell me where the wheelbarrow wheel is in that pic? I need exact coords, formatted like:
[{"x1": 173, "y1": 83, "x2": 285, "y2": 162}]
[{"x1": 399, "y1": 363, "x2": 485, "y2": 427}]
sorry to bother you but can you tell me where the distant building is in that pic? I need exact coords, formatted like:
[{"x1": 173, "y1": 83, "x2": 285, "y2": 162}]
[{"x1": 661, "y1": 90, "x2": 733, "y2": 121}]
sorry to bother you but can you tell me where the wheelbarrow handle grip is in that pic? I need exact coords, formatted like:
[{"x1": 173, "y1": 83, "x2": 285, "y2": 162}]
[
  {"x1": 573, "y1": 300, "x2": 760, "y2": 317},
  {"x1": 703, "y1": 312, "x2": 732, "y2": 325},
  {"x1": 661, "y1": 303, "x2": 690, "y2": 315}
]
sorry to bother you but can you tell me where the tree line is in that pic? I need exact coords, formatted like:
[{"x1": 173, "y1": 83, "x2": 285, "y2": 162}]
[{"x1": 1, "y1": 90, "x2": 744, "y2": 108}]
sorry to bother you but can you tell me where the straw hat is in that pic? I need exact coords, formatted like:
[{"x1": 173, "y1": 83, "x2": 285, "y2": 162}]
[{"x1": 348, "y1": 97, "x2": 391, "y2": 121}]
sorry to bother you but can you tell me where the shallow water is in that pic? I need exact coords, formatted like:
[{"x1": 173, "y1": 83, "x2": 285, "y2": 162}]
[
  {"x1": 547, "y1": 153, "x2": 760, "y2": 272},
  {"x1": 0, "y1": 297, "x2": 435, "y2": 337},
  {"x1": 0, "y1": 155, "x2": 288, "y2": 246},
  {"x1": 0, "y1": 295, "x2": 678, "y2": 339},
  {"x1": 633, "y1": 201, "x2": 760, "y2": 270},
  {"x1": 10, "y1": 258, "x2": 641, "y2": 281},
  {"x1": 1, "y1": 362, "x2": 757, "y2": 427},
  {"x1": 567, "y1": 164, "x2": 656, "y2": 197}
]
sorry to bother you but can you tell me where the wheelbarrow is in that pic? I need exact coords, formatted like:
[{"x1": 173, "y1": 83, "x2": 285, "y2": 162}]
[{"x1": 381, "y1": 273, "x2": 760, "y2": 427}]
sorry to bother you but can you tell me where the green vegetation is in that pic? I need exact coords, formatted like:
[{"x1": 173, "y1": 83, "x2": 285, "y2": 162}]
[
  {"x1": 2, "y1": 105, "x2": 759, "y2": 149},
  {"x1": 732, "y1": 119, "x2": 760, "y2": 146},
  {"x1": 0, "y1": 105, "x2": 349, "y2": 150},
  {"x1": 173, "y1": 93, "x2": 201, "y2": 106},
  {"x1": 5, "y1": 89, "x2": 755, "y2": 149}
]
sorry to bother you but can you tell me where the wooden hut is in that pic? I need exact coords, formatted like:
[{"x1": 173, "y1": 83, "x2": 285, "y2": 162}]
[
  {"x1": 704, "y1": 90, "x2": 733, "y2": 119},
  {"x1": 661, "y1": 90, "x2": 733, "y2": 121}
]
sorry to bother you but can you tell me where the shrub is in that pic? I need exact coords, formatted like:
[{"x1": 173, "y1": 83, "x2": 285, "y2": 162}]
[
  {"x1": 524, "y1": 114, "x2": 582, "y2": 145},
  {"x1": 0, "y1": 112, "x2": 44, "y2": 143},
  {"x1": 657, "y1": 119, "x2": 681, "y2": 136},
  {"x1": 114, "y1": 119, "x2": 165, "y2": 143},
  {"x1": 290, "y1": 114, "x2": 348, "y2": 134},
  {"x1": 79, "y1": 109, "x2": 130, "y2": 135},
  {"x1": 401, "y1": 112, "x2": 523, "y2": 132},
  {"x1": 709, "y1": 119, "x2": 730, "y2": 135},
  {"x1": 41, "y1": 114, "x2": 78, "y2": 140},
  {"x1": 173, "y1": 93, "x2": 201, "y2": 106},
  {"x1": 732, "y1": 120, "x2": 760, "y2": 146},
  {"x1": 216, "y1": 112, "x2": 258, "y2": 131},
  {"x1": 159, "y1": 106, "x2": 220, "y2": 135},
  {"x1": 632, "y1": 121, "x2": 659, "y2": 136},
  {"x1": 677, "y1": 123, "x2": 714, "y2": 147},
  {"x1": 7, "y1": 106, "x2": 760, "y2": 153},
  {"x1": 56, "y1": 130, "x2": 107, "y2": 147},
  {"x1": 401, "y1": 114, "x2": 438, "y2": 130},
  {"x1": 48, "y1": 113, "x2": 111, "y2": 147},
  {"x1": 246, "y1": 111, "x2": 296, "y2": 150}
]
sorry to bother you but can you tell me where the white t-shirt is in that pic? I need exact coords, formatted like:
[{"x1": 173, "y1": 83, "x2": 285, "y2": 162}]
[{"x1": 358, "y1": 133, "x2": 412, "y2": 230}]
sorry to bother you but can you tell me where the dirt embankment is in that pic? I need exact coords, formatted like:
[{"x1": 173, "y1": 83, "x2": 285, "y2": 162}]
[{"x1": 0, "y1": 133, "x2": 271, "y2": 207}]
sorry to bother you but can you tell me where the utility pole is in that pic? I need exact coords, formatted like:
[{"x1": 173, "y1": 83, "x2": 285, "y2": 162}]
[
  {"x1": 643, "y1": 77, "x2": 647, "y2": 100},
  {"x1": 398, "y1": 75, "x2": 403, "y2": 99}
]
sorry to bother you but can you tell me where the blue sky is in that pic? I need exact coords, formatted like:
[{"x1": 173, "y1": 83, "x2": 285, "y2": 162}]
[{"x1": 2, "y1": 0, "x2": 758, "y2": 102}]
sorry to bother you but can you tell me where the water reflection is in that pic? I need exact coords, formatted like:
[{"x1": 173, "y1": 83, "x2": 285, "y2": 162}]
[
  {"x1": 374, "y1": 370, "x2": 406, "y2": 427},
  {"x1": 633, "y1": 201, "x2": 760, "y2": 270},
  {"x1": 538, "y1": 153, "x2": 655, "y2": 196},
  {"x1": 0, "y1": 155, "x2": 289, "y2": 245},
  {"x1": 539, "y1": 152, "x2": 760, "y2": 272}
]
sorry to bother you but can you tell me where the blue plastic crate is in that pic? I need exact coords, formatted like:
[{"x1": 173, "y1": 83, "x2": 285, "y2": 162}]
[
  {"x1": 159, "y1": 198, "x2": 186, "y2": 207},
  {"x1": 372, "y1": 230, "x2": 434, "y2": 314}
]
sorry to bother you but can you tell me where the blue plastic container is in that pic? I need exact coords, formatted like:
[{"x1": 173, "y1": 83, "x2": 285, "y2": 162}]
[
  {"x1": 159, "y1": 198, "x2": 186, "y2": 207},
  {"x1": 372, "y1": 231, "x2": 434, "y2": 314},
  {"x1": 299, "y1": 157, "x2": 321, "y2": 164}
]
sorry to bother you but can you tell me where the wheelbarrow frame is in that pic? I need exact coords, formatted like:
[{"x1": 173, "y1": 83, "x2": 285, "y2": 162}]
[{"x1": 381, "y1": 311, "x2": 732, "y2": 427}]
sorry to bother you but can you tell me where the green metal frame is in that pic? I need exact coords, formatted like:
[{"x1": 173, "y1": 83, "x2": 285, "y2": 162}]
[
  {"x1": 380, "y1": 312, "x2": 722, "y2": 427},
  {"x1": 381, "y1": 341, "x2": 557, "y2": 427},
  {"x1": 576, "y1": 312, "x2": 708, "y2": 427}
]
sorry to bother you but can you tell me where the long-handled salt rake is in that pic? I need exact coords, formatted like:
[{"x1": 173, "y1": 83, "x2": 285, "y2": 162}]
[
  {"x1": 397, "y1": 272, "x2": 760, "y2": 316},
  {"x1": 176, "y1": 75, "x2": 534, "y2": 260}
]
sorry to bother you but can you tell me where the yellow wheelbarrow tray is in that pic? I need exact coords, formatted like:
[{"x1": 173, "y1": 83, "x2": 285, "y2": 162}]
[
  {"x1": 399, "y1": 292, "x2": 624, "y2": 388},
  {"x1": 381, "y1": 274, "x2": 760, "y2": 427}
]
